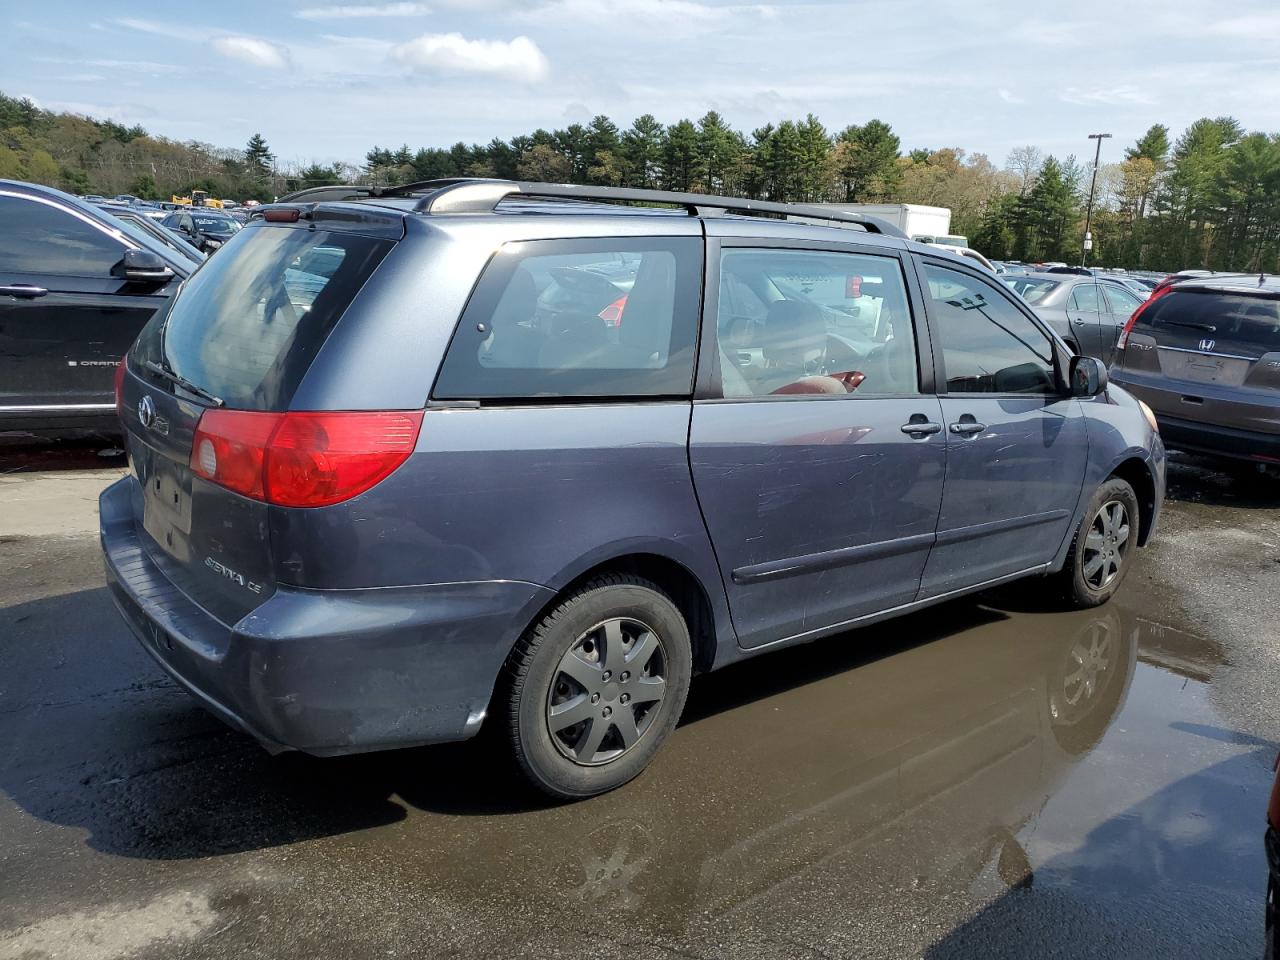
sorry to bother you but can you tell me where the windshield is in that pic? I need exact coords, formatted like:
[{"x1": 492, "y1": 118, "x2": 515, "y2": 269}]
[
  {"x1": 132, "y1": 224, "x2": 394, "y2": 410},
  {"x1": 193, "y1": 216, "x2": 238, "y2": 236},
  {"x1": 1002, "y1": 277, "x2": 1061, "y2": 304}
]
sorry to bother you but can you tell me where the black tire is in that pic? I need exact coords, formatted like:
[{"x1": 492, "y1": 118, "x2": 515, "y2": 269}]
[
  {"x1": 501, "y1": 574, "x2": 692, "y2": 800},
  {"x1": 1052, "y1": 477, "x2": 1140, "y2": 608}
]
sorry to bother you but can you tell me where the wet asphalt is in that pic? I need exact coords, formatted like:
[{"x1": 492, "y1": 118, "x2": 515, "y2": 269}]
[{"x1": 1, "y1": 445, "x2": 1278, "y2": 959}]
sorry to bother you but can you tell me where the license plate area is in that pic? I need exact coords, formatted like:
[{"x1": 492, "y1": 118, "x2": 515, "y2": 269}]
[
  {"x1": 1184, "y1": 357, "x2": 1226, "y2": 383},
  {"x1": 137, "y1": 443, "x2": 193, "y2": 559}
]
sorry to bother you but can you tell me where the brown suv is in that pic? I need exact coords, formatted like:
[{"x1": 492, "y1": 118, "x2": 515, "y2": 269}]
[{"x1": 1110, "y1": 274, "x2": 1280, "y2": 466}]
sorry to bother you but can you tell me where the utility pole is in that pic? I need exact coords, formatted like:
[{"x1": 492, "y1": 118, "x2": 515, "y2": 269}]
[{"x1": 1081, "y1": 132, "x2": 1112, "y2": 268}]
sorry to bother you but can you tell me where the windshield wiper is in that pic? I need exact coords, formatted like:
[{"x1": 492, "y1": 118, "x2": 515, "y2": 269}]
[
  {"x1": 144, "y1": 360, "x2": 224, "y2": 407},
  {"x1": 1165, "y1": 320, "x2": 1217, "y2": 332}
]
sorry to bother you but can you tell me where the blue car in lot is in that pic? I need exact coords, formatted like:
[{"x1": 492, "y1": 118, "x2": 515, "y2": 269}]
[{"x1": 101, "y1": 179, "x2": 1166, "y2": 798}]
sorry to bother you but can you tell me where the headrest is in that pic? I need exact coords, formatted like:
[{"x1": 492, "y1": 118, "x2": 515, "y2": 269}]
[{"x1": 761, "y1": 300, "x2": 825, "y2": 362}]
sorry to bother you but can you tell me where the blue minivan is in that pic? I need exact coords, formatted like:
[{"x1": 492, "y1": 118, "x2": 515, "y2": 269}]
[{"x1": 101, "y1": 179, "x2": 1165, "y2": 797}]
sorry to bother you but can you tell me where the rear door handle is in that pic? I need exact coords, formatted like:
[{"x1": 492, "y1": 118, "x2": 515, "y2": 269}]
[
  {"x1": 0, "y1": 284, "x2": 49, "y2": 299},
  {"x1": 949, "y1": 420, "x2": 986, "y2": 436},
  {"x1": 1072, "y1": 316, "x2": 1088, "y2": 325},
  {"x1": 900, "y1": 420, "x2": 942, "y2": 437}
]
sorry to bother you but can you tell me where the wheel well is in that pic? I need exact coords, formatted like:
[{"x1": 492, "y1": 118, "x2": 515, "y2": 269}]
[
  {"x1": 1109, "y1": 458, "x2": 1156, "y2": 546},
  {"x1": 538, "y1": 555, "x2": 719, "y2": 674}
]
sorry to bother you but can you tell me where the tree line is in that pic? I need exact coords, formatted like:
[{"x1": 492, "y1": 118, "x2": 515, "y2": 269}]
[{"x1": 3, "y1": 90, "x2": 1277, "y2": 272}]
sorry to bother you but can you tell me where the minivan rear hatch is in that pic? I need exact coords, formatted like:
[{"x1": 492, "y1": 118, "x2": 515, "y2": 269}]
[{"x1": 120, "y1": 217, "x2": 397, "y2": 624}]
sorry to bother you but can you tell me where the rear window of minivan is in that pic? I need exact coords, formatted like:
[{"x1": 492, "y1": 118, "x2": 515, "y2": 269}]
[
  {"x1": 1140, "y1": 289, "x2": 1280, "y2": 356},
  {"x1": 132, "y1": 224, "x2": 393, "y2": 410}
]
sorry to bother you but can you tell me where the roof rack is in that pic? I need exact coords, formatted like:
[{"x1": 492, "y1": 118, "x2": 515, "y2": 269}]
[
  {"x1": 276, "y1": 178, "x2": 906, "y2": 237},
  {"x1": 274, "y1": 178, "x2": 481, "y2": 205},
  {"x1": 413, "y1": 180, "x2": 907, "y2": 237}
]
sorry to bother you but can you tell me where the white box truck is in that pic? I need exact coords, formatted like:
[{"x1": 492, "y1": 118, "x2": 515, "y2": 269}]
[{"x1": 814, "y1": 203, "x2": 966, "y2": 248}]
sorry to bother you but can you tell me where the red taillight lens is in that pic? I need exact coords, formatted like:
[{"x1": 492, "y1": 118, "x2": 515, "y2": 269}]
[
  {"x1": 190, "y1": 410, "x2": 423, "y2": 507},
  {"x1": 191, "y1": 410, "x2": 276, "y2": 501},
  {"x1": 598, "y1": 295, "x2": 627, "y2": 327},
  {"x1": 1115, "y1": 283, "x2": 1172, "y2": 351},
  {"x1": 113, "y1": 359, "x2": 127, "y2": 418}
]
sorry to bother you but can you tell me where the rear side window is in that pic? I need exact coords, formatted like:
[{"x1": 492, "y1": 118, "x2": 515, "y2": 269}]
[
  {"x1": 0, "y1": 194, "x2": 125, "y2": 276},
  {"x1": 1069, "y1": 284, "x2": 1101, "y2": 312},
  {"x1": 434, "y1": 237, "x2": 701, "y2": 400},
  {"x1": 1139, "y1": 290, "x2": 1280, "y2": 356},
  {"x1": 133, "y1": 224, "x2": 393, "y2": 410}
]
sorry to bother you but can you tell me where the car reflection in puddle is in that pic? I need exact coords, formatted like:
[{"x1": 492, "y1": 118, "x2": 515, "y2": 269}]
[{"x1": 382, "y1": 599, "x2": 1267, "y2": 957}]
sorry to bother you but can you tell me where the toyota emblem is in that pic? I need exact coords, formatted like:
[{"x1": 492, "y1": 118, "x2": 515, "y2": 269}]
[{"x1": 138, "y1": 394, "x2": 156, "y2": 429}]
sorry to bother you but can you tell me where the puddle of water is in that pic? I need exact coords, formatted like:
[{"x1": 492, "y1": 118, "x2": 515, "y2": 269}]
[{"x1": 369, "y1": 601, "x2": 1270, "y2": 956}]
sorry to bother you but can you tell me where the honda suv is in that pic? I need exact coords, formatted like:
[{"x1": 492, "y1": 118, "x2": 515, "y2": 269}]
[
  {"x1": 101, "y1": 179, "x2": 1165, "y2": 798},
  {"x1": 1110, "y1": 274, "x2": 1280, "y2": 466}
]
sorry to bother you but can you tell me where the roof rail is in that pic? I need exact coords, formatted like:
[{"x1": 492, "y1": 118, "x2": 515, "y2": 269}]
[
  {"x1": 274, "y1": 179, "x2": 479, "y2": 205},
  {"x1": 274, "y1": 178, "x2": 908, "y2": 237},
  {"x1": 410, "y1": 179, "x2": 908, "y2": 237},
  {"x1": 275, "y1": 185, "x2": 378, "y2": 203}
]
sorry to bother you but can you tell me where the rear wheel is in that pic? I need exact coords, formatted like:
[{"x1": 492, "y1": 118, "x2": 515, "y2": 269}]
[
  {"x1": 501, "y1": 574, "x2": 692, "y2": 799},
  {"x1": 1052, "y1": 478, "x2": 1140, "y2": 608}
]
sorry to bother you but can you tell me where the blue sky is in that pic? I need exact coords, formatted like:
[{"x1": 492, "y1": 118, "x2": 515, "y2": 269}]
[{"x1": 5, "y1": 1, "x2": 1279, "y2": 169}]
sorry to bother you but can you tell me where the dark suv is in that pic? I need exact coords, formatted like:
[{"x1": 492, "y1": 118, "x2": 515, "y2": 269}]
[
  {"x1": 101, "y1": 179, "x2": 1165, "y2": 798},
  {"x1": 0, "y1": 179, "x2": 194, "y2": 431},
  {"x1": 1110, "y1": 274, "x2": 1280, "y2": 465}
]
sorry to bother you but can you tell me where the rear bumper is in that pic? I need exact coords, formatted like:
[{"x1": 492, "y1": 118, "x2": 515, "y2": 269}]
[
  {"x1": 100, "y1": 477, "x2": 553, "y2": 755},
  {"x1": 1111, "y1": 370, "x2": 1280, "y2": 462},
  {"x1": 1151, "y1": 414, "x2": 1280, "y2": 463}
]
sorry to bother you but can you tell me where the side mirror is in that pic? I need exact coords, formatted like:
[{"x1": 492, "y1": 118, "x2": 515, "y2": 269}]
[
  {"x1": 1069, "y1": 355, "x2": 1108, "y2": 397},
  {"x1": 120, "y1": 248, "x2": 174, "y2": 284}
]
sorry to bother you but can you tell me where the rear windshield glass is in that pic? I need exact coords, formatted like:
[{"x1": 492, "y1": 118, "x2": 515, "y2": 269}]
[
  {"x1": 1140, "y1": 290, "x2": 1280, "y2": 354},
  {"x1": 132, "y1": 224, "x2": 393, "y2": 410},
  {"x1": 1002, "y1": 277, "x2": 1060, "y2": 304}
]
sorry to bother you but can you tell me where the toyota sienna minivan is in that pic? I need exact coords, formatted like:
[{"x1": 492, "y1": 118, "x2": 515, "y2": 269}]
[{"x1": 101, "y1": 178, "x2": 1165, "y2": 798}]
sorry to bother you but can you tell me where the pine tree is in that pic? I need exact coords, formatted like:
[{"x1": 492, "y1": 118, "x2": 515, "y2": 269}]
[{"x1": 244, "y1": 133, "x2": 274, "y2": 180}]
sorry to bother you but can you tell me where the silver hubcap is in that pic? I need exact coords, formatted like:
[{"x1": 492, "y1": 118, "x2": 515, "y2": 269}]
[
  {"x1": 546, "y1": 617, "x2": 667, "y2": 766},
  {"x1": 1062, "y1": 625, "x2": 1112, "y2": 708},
  {"x1": 1083, "y1": 499, "x2": 1130, "y2": 590}
]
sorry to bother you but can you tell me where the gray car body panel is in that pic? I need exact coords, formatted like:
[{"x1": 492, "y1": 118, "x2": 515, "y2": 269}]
[{"x1": 100, "y1": 197, "x2": 1166, "y2": 756}]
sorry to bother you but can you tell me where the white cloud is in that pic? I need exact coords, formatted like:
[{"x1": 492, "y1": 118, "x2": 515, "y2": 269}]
[
  {"x1": 296, "y1": 3, "x2": 432, "y2": 20},
  {"x1": 114, "y1": 17, "x2": 188, "y2": 40},
  {"x1": 519, "y1": 0, "x2": 770, "y2": 25},
  {"x1": 998, "y1": 88, "x2": 1024, "y2": 105},
  {"x1": 1060, "y1": 84, "x2": 1156, "y2": 107},
  {"x1": 212, "y1": 36, "x2": 291, "y2": 69},
  {"x1": 391, "y1": 32, "x2": 548, "y2": 82},
  {"x1": 1203, "y1": 13, "x2": 1280, "y2": 38}
]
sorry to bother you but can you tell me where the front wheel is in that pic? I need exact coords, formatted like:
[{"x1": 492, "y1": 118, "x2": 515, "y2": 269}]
[
  {"x1": 501, "y1": 574, "x2": 692, "y2": 800},
  {"x1": 1052, "y1": 478, "x2": 1140, "y2": 608}
]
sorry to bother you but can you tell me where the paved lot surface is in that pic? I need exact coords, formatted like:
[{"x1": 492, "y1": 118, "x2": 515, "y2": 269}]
[{"x1": 1, "y1": 444, "x2": 1278, "y2": 959}]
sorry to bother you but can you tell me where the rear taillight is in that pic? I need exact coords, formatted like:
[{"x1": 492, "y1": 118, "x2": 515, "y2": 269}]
[
  {"x1": 113, "y1": 359, "x2": 127, "y2": 418},
  {"x1": 1115, "y1": 283, "x2": 1172, "y2": 351},
  {"x1": 598, "y1": 295, "x2": 627, "y2": 327},
  {"x1": 190, "y1": 409, "x2": 423, "y2": 507}
]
